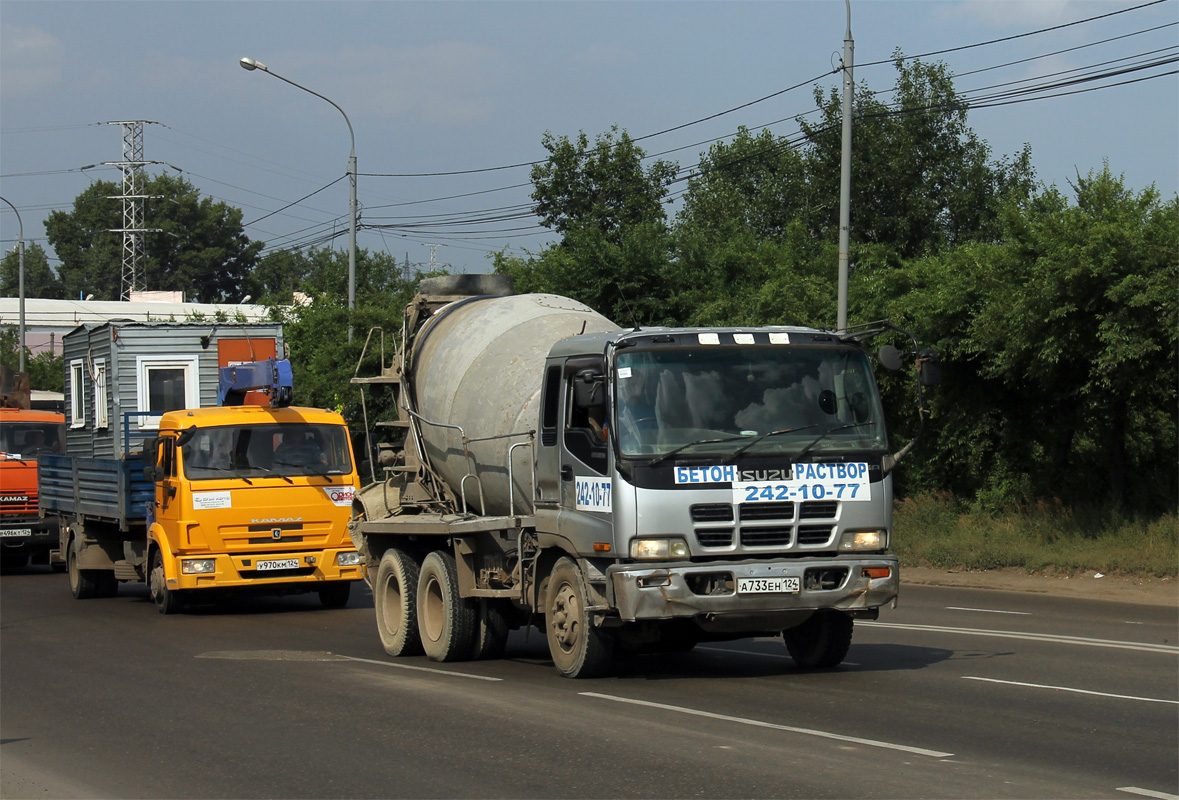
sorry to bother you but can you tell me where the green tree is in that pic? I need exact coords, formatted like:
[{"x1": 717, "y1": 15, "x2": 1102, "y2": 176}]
[
  {"x1": 531, "y1": 126, "x2": 678, "y2": 246},
  {"x1": 1, "y1": 243, "x2": 62, "y2": 299},
  {"x1": 46, "y1": 173, "x2": 261, "y2": 303},
  {"x1": 0, "y1": 325, "x2": 63, "y2": 392},
  {"x1": 801, "y1": 54, "x2": 1035, "y2": 259}
]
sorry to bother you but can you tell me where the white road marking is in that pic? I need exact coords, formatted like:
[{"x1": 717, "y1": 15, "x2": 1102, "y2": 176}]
[
  {"x1": 964, "y1": 676, "x2": 1178, "y2": 705},
  {"x1": 862, "y1": 621, "x2": 1179, "y2": 654},
  {"x1": 1117, "y1": 787, "x2": 1179, "y2": 800},
  {"x1": 945, "y1": 606, "x2": 1030, "y2": 615},
  {"x1": 580, "y1": 692, "x2": 953, "y2": 758},
  {"x1": 338, "y1": 654, "x2": 503, "y2": 681}
]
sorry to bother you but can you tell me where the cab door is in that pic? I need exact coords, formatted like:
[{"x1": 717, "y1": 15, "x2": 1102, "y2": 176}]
[{"x1": 555, "y1": 356, "x2": 613, "y2": 550}]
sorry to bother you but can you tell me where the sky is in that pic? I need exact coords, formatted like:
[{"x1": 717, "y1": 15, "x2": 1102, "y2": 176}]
[{"x1": 1, "y1": 0, "x2": 1176, "y2": 285}]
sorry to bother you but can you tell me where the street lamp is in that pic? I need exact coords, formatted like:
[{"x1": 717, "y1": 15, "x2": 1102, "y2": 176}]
[
  {"x1": 239, "y1": 57, "x2": 357, "y2": 321},
  {"x1": 0, "y1": 196, "x2": 26, "y2": 372}
]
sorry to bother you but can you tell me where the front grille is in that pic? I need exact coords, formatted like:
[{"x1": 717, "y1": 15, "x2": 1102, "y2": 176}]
[
  {"x1": 691, "y1": 504, "x2": 733, "y2": 522},
  {"x1": 696, "y1": 528, "x2": 734, "y2": 547},
  {"x1": 740, "y1": 526, "x2": 793, "y2": 547},
  {"x1": 739, "y1": 502, "x2": 794, "y2": 521},
  {"x1": 800, "y1": 501, "x2": 838, "y2": 519},
  {"x1": 797, "y1": 525, "x2": 835, "y2": 545}
]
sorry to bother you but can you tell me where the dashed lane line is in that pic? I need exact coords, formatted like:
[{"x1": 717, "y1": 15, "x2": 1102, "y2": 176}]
[
  {"x1": 861, "y1": 621, "x2": 1178, "y2": 654},
  {"x1": 964, "y1": 676, "x2": 1178, "y2": 705},
  {"x1": 580, "y1": 691, "x2": 954, "y2": 758},
  {"x1": 338, "y1": 654, "x2": 503, "y2": 681},
  {"x1": 1116, "y1": 787, "x2": 1179, "y2": 799}
]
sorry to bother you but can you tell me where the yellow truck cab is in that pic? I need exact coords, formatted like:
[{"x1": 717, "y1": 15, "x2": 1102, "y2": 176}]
[{"x1": 146, "y1": 403, "x2": 362, "y2": 613}]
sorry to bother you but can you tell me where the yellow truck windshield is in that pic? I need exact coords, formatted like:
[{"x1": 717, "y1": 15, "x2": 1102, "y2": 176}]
[{"x1": 181, "y1": 423, "x2": 353, "y2": 480}]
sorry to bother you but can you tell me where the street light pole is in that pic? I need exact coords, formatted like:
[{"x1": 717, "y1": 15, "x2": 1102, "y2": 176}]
[
  {"x1": 836, "y1": 0, "x2": 854, "y2": 333},
  {"x1": 1, "y1": 196, "x2": 26, "y2": 372},
  {"x1": 239, "y1": 57, "x2": 357, "y2": 322}
]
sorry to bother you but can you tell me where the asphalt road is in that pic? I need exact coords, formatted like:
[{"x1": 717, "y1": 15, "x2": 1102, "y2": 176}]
[{"x1": 2, "y1": 566, "x2": 1176, "y2": 800}]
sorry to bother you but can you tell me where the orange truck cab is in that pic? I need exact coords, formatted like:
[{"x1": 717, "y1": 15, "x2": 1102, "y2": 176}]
[{"x1": 0, "y1": 408, "x2": 66, "y2": 571}]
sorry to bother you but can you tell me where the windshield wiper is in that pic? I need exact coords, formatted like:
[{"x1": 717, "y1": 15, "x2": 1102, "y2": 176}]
[
  {"x1": 793, "y1": 421, "x2": 875, "y2": 462},
  {"x1": 725, "y1": 424, "x2": 821, "y2": 462},
  {"x1": 648, "y1": 435, "x2": 749, "y2": 467}
]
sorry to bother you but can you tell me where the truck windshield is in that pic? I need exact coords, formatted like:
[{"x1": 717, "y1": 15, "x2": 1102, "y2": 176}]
[
  {"x1": 0, "y1": 421, "x2": 65, "y2": 461},
  {"x1": 181, "y1": 423, "x2": 352, "y2": 480},
  {"x1": 614, "y1": 346, "x2": 887, "y2": 459}
]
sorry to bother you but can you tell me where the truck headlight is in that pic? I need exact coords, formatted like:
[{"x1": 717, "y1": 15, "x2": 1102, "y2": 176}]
[
  {"x1": 629, "y1": 538, "x2": 690, "y2": 560},
  {"x1": 336, "y1": 551, "x2": 362, "y2": 566},
  {"x1": 838, "y1": 530, "x2": 888, "y2": 552},
  {"x1": 181, "y1": 559, "x2": 216, "y2": 574}
]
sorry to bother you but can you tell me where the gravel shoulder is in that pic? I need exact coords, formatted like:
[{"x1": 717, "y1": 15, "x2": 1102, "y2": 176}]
[{"x1": 902, "y1": 565, "x2": 1178, "y2": 607}]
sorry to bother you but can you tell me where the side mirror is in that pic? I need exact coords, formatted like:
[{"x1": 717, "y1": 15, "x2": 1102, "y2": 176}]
[
  {"x1": 139, "y1": 439, "x2": 158, "y2": 464},
  {"x1": 143, "y1": 466, "x2": 161, "y2": 482},
  {"x1": 573, "y1": 369, "x2": 603, "y2": 406},
  {"x1": 878, "y1": 344, "x2": 903, "y2": 372},
  {"x1": 176, "y1": 426, "x2": 197, "y2": 448},
  {"x1": 918, "y1": 350, "x2": 942, "y2": 387}
]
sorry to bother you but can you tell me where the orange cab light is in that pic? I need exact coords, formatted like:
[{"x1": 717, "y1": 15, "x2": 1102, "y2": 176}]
[
  {"x1": 593, "y1": 542, "x2": 611, "y2": 552},
  {"x1": 863, "y1": 567, "x2": 891, "y2": 579}
]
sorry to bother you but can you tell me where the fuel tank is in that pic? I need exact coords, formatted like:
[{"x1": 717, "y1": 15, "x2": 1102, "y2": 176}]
[{"x1": 409, "y1": 293, "x2": 616, "y2": 515}]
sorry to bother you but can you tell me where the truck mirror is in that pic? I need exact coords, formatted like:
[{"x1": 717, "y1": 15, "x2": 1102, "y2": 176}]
[
  {"x1": 139, "y1": 439, "x2": 158, "y2": 464},
  {"x1": 573, "y1": 369, "x2": 603, "y2": 406},
  {"x1": 143, "y1": 466, "x2": 160, "y2": 482},
  {"x1": 176, "y1": 426, "x2": 197, "y2": 448},
  {"x1": 878, "y1": 344, "x2": 903, "y2": 371},
  {"x1": 818, "y1": 389, "x2": 838, "y2": 416},
  {"x1": 918, "y1": 350, "x2": 942, "y2": 387}
]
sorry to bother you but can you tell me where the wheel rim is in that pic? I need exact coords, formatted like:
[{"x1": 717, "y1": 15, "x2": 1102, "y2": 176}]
[
  {"x1": 551, "y1": 580, "x2": 581, "y2": 655},
  {"x1": 67, "y1": 545, "x2": 79, "y2": 592},
  {"x1": 421, "y1": 573, "x2": 445, "y2": 643},
  {"x1": 150, "y1": 555, "x2": 165, "y2": 606},
  {"x1": 380, "y1": 571, "x2": 404, "y2": 635}
]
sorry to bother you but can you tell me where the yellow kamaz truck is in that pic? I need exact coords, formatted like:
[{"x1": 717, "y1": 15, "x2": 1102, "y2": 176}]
[{"x1": 38, "y1": 321, "x2": 362, "y2": 613}]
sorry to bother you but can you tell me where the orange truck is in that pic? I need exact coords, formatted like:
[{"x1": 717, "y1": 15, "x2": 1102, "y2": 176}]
[{"x1": 0, "y1": 369, "x2": 67, "y2": 572}]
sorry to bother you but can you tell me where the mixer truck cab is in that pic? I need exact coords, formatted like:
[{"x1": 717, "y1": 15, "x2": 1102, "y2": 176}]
[
  {"x1": 350, "y1": 277, "x2": 938, "y2": 678},
  {"x1": 539, "y1": 328, "x2": 899, "y2": 645}
]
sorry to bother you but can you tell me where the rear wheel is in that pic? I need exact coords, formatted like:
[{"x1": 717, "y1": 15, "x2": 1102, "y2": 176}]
[
  {"x1": 374, "y1": 548, "x2": 422, "y2": 656},
  {"x1": 545, "y1": 557, "x2": 613, "y2": 678},
  {"x1": 149, "y1": 549, "x2": 185, "y2": 615},
  {"x1": 318, "y1": 581, "x2": 352, "y2": 609},
  {"x1": 67, "y1": 538, "x2": 101, "y2": 600},
  {"x1": 469, "y1": 599, "x2": 511, "y2": 661},
  {"x1": 417, "y1": 550, "x2": 476, "y2": 662},
  {"x1": 783, "y1": 610, "x2": 853, "y2": 668}
]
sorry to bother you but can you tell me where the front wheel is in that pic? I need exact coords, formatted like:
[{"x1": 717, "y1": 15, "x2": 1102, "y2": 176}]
[
  {"x1": 416, "y1": 550, "x2": 476, "y2": 662},
  {"x1": 374, "y1": 548, "x2": 422, "y2": 657},
  {"x1": 783, "y1": 610, "x2": 853, "y2": 668},
  {"x1": 545, "y1": 557, "x2": 613, "y2": 678},
  {"x1": 149, "y1": 549, "x2": 185, "y2": 615}
]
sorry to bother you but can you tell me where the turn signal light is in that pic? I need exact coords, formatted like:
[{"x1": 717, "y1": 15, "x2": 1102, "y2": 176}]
[{"x1": 863, "y1": 567, "x2": 891, "y2": 580}]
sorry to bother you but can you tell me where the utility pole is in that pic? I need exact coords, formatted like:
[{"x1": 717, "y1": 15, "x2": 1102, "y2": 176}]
[
  {"x1": 104, "y1": 121, "x2": 163, "y2": 300},
  {"x1": 0, "y1": 196, "x2": 25, "y2": 372},
  {"x1": 836, "y1": 0, "x2": 854, "y2": 333}
]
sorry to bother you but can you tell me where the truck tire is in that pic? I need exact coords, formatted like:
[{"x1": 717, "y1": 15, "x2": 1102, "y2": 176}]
[
  {"x1": 375, "y1": 548, "x2": 423, "y2": 657},
  {"x1": 783, "y1": 610, "x2": 854, "y2": 668},
  {"x1": 149, "y1": 549, "x2": 185, "y2": 615},
  {"x1": 67, "y1": 538, "x2": 101, "y2": 600},
  {"x1": 469, "y1": 599, "x2": 511, "y2": 661},
  {"x1": 416, "y1": 550, "x2": 476, "y2": 662},
  {"x1": 318, "y1": 581, "x2": 352, "y2": 609},
  {"x1": 545, "y1": 557, "x2": 613, "y2": 678}
]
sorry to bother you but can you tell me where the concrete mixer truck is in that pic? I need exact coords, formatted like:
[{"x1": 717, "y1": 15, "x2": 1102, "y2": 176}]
[{"x1": 349, "y1": 275, "x2": 939, "y2": 677}]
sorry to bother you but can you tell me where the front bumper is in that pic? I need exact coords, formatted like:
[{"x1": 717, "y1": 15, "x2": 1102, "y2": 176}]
[
  {"x1": 170, "y1": 548, "x2": 364, "y2": 591},
  {"x1": 0, "y1": 515, "x2": 60, "y2": 553},
  {"x1": 608, "y1": 555, "x2": 898, "y2": 623}
]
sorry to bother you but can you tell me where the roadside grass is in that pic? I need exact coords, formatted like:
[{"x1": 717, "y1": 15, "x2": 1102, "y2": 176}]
[{"x1": 892, "y1": 493, "x2": 1179, "y2": 579}]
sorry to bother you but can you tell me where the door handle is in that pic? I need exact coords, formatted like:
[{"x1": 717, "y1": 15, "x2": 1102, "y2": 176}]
[{"x1": 560, "y1": 465, "x2": 574, "y2": 481}]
